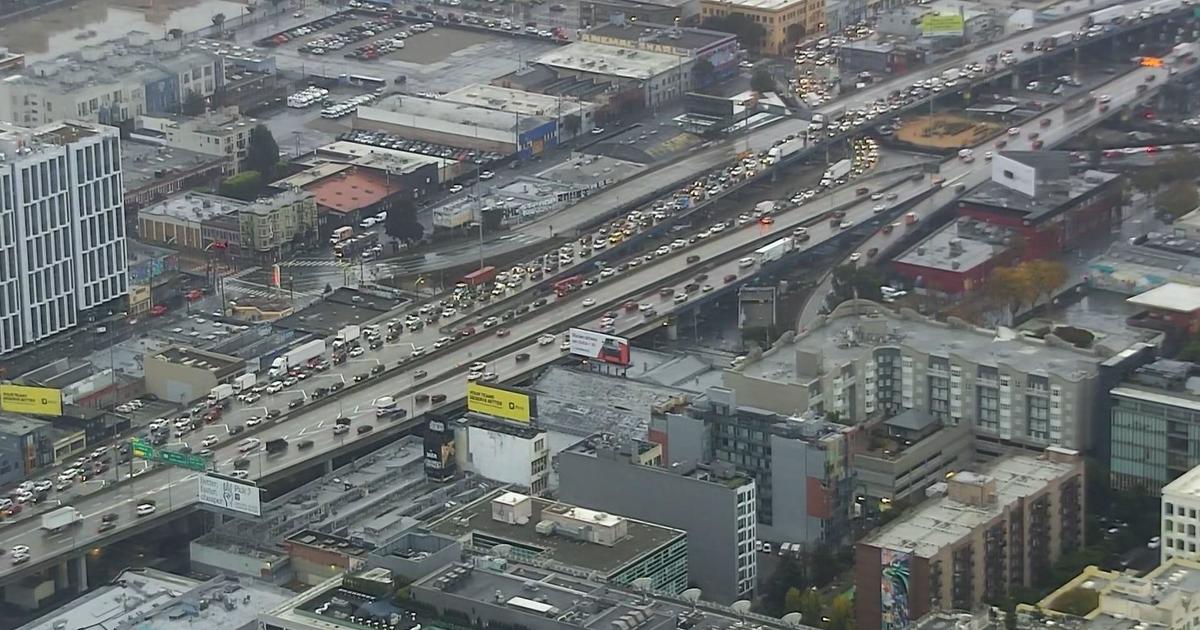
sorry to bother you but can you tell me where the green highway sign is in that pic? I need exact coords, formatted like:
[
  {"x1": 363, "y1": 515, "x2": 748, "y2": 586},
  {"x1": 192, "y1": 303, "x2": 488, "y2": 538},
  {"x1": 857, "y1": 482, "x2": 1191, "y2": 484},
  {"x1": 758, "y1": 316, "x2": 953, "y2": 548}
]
[
  {"x1": 161, "y1": 449, "x2": 207, "y2": 472},
  {"x1": 130, "y1": 438, "x2": 207, "y2": 472}
]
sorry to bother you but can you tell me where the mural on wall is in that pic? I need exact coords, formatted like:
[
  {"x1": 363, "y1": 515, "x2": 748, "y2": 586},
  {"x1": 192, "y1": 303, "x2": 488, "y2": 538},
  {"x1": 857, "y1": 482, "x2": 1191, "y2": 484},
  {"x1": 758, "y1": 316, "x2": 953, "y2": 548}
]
[{"x1": 881, "y1": 547, "x2": 912, "y2": 630}]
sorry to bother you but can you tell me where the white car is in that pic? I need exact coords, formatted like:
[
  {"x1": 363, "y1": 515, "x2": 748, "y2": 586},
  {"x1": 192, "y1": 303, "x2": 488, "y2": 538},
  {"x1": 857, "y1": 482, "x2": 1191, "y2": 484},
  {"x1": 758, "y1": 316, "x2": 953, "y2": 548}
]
[
  {"x1": 1098, "y1": 94, "x2": 1111, "y2": 103},
  {"x1": 449, "y1": 184, "x2": 464, "y2": 194},
  {"x1": 349, "y1": 346, "x2": 364, "y2": 358},
  {"x1": 11, "y1": 545, "x2": 29, "y2": 555},
  {"x1": 559, "y1": 340, "x2": 571, "y2": 351},
  {"x1": 479, "y1": 170, "x2": 495, "y2": 180},
  {"x1": 582, "y1": 298, "x2": 596, "y2": 307},
  {"x1": 246, "y1": 416, "x2": 263, "y2": 428},
  {"x1": 1007, "y1": 127, "x2": 1020, "y2": 136},
  {"x1": 136, "y1": 503, "x2": 156, "y2": 517},
  {"x1": 202, "y1": 435, "x2": 219, "y2": 447},
  {"x1": 265, "y1": 381, "x2": 283, "y2": 394},
  {"x1": 738, "y1": 257, "x2": 756, "y2": 268},
  {"x1": 850, "y1": 253, "x2": 862, "y2": 262},
  {"x1": 469, "y1": 361, "x2": 488, "y2": 372},
  {"x1": 238, "y1": 438, "x2": 262, "y2": 453},
  {"x1": 229, "y1": 470, "x2": 250, "y2": 479},
  {"x1": 873, "y1": 204, "x2": 886, "y2": 214},
  {"x1": 538, "y1": 334, "x2": 556, "y2": 346},
  {"x1": 467, "y1": 371, "x2": 482, "y2": 381}
]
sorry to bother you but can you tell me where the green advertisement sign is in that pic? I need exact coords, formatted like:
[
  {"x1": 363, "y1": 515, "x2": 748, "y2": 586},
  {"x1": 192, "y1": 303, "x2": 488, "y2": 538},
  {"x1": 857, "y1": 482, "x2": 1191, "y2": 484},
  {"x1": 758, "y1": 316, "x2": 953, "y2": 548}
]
[{"x1": 921, "y1": 13, "x2": 964, "y2": 36}]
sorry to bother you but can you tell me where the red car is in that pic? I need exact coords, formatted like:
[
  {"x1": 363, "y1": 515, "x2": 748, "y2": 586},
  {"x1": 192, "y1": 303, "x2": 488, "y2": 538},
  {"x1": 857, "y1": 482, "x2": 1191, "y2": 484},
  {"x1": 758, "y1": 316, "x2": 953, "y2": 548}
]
[
  {"x1": 724, "y1": 274, "x2": 737, "y2": 284},
  {"x1": 185, "y1": 289, "x2": 203, "y2": 301},
  {"x1": 150, "y1": 305, "x2": 168, "y2": 316}
]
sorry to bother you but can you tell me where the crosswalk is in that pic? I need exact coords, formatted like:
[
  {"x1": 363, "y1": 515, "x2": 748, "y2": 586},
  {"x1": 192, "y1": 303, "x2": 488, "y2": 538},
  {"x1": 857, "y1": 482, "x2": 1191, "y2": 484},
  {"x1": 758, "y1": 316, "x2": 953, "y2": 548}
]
[{"x1": 278, "y1": 259, "x2": 350, "y2": 268}]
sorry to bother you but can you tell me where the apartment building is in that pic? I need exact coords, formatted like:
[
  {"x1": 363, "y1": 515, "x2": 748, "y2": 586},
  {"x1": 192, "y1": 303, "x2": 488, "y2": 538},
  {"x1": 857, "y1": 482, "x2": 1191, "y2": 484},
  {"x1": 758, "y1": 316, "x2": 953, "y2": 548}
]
[
  {"x1": 558, "y1": 435, "x2": 757, "y2": 603},
  {"x1": 658, "y1": 386, "x2": 855, "y2": 549},
  {"x1": 1110, "y1": 359, "x2": 1200, "y2": 494},
  {"x1": 239, "y1": 189, "x2": 318, "y2": 258},
  {"x1": 699, "y1": 0, "x2": 825, "y2": 56},
  {"x1": 1034, "y1": 559, "x2": 1200, "y2": 628},
  {"x1": 850, "y1": 409, "x2": 974, "y2": 508},
  {"x1": 0, "y1": 33, "x2": 220, "y2": 127},
  {"x1": 451, "y1": 414, "x2": 551, "y2": 495},
  {"x1": 1162, "y1": 464, "x2": 1200, "y2": 564},
  {"x1": 0, "y1": 121, "x2": 128, "y2": 353},
  {"x1": 725, "y1": 301, "x2": 1104, "y2": 453},
  {"x1": 855, "y1": 449, "x2": 1085, "y2": 629},
  {"x1": 135, "y1": 108, "x2": 253, "y2": 175}
]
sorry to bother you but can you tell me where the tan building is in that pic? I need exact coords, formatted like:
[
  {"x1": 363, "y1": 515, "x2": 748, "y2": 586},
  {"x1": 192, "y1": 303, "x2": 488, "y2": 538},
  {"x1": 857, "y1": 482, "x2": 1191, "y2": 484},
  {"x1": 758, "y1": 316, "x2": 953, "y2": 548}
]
[
  {"x1": 238, "y1": 189, "x2": 318, "y2": 257},
  {"x1": 1031, "y1": 559, "x2": 1200, "y2": 628},
  {"x1": 227, "y1": 298, "x2": 294, "y2": 322},
  {"x1": 700, "y1": 0, "x2": 825, "y2": 56},
  {"x1": 136, "y1": 107, "x2": 252, "y2": 174},
  {"x1": 143, "y1": 346, "x2": 246, "y2": 404},
  {"x1": 137, "y1": 192, "x2": 244, "y2": 251},
  {"x1": 855, "y1": 448, "x2": 1085, "y2": 629}
]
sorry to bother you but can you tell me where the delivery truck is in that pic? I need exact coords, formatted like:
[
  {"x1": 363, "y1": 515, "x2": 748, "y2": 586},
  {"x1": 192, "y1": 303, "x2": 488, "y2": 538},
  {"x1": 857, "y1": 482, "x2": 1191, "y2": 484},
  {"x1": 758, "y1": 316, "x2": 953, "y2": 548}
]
[
  {"x1": 1049, "y1": 30, "x2": 1075, "y2": 47},
  {"x1": 334, "y1": 325, "x2": 361, "y2": 350},
  {"x1": 375, "y1": 396, "x2": 399, "y2": 417},
  {"x1": 266, "y1": 439, "x2": 289, "y2": 455},
  {"x1": 329, "y1": 226, "x2": 352, "y2": 245},
  {"x1": 754, "y1": 238, "x2": 794, "y2": 265},
  {"x1": 1086, "y1": 4, "x2": 1125, "y2": 25},
  {"x1": 767, "y1": 138, "x2": 805, "y2": 164},
  {"x1": 462, "y1": 265, "x2": 498, "y2": 287},
  {"x1": 233, "y1": 373, "x2": 257, "y2": 394},
  {"x1": 822, "y1": 159, "x2": 852, "y2": 185},
  {"x1": 208, "y1": 383, "x2": 234, "y2": 404},
  {"x1": 269, "y1": 339, "x2": 326, "y2": 378},
  {"x1": 42, "y1": 506, "x2": 83, "y2": 533}
]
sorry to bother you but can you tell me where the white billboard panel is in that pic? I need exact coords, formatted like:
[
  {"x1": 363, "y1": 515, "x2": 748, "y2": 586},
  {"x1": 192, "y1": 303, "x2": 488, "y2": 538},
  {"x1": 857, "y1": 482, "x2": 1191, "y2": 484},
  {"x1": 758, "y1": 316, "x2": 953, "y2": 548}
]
[
  {"x1": 198, "y1": 473, "x2": 262, "y2": 517},
  {"x1": 568, "y1": 327, "x2": 631, "y2": 366}
]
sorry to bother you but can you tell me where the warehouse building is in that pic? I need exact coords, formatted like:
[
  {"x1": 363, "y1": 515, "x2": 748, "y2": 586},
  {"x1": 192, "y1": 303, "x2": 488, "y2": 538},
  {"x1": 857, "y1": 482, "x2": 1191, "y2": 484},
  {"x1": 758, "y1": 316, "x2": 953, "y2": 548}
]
[
  {"x1": 354, "y1": 95, "x2": 558, "y2": 159},
  {"x1": 535, "y1": 41, "x2": 693, "y2": 109},
  {"x1": 579, "y1": 21, "x2": 739, "y2": 86},
  {"x1": 440, "y1": 84, "x2": 599, "y2": 141}
]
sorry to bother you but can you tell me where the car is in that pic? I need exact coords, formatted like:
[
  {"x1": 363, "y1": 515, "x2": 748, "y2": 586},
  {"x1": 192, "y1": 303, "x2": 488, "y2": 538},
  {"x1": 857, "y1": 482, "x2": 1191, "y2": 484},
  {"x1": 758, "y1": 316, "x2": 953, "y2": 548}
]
[
  {"x1": 738, "y1": 258, "x2": 755, "y2": 268},
  {"x1": 849, "y1": 253, "x2": 862, "y2": 262},
  {"x1": 102, "y1": 513, "x2": 119, "y2": 523},
  {"x1": 413, "y1": 369, "x2": 429, "y2": 379},
  {"x1": 1007, "y1": 127, "x2": 1020, "y2": 136},
  {"x1": 289, "y1": 398, "x2": 304, "y2": 409},
  {"x1": 479, "y1": 170, "x2": 495, "y2": 180},
  {"x1": 98, "y1": 521, "x2": 117, "y2": 533},
  {"x1": 246, "y1": 416, "x2": 263, "y2": 428},
  {"x1": 538, "y1": 334, "x2": 556, "y2": 345},
  {"x1": 202, "y1": 435, "x2": 219, "y2": 447},
  {"x1": 136, "y1": 503, "x2": 157, "y2": 517},
  {"x1": 11, "y1": 554, "x2": 30, "y2": 564},
  {"x1": 872, "y1": 203, "x2": 886, "y2": 214},
  {"x1": 297, "y1": 440, "x2": 315, "y2": 449},
  {"x1": 11, "y1": 545, "x2": 29, "y2": 556},
  {"x1": 449, "y1": 184, "x2": 464, "y2": 194},
  {"x1": 333, "y1": 424, "x2": 350, "y2": 435},
  {"x1": 516, "y1": 352, "x2": 531, "y2": 362},
  {"x1": 238, "y1": 438, "x2": 261, "y2": 453},
  {"x1": 582, "y1": 298, "x2": 596, "y2": 307},
  {"x1": 357, "y1": 425, "x2": 374, "y2": 435},
  {"x1": 265, "y1": 381, "x2": 283, "y2": 394},
  {"x1": 349, "y1": 346, "x2": 365, "y2": 358},
  {"x1": 591, "y1": 127, "x2": 605, "y2": 134},
  {"x1": 229, "y1": 470, "x2": 250, "y2": 479}
]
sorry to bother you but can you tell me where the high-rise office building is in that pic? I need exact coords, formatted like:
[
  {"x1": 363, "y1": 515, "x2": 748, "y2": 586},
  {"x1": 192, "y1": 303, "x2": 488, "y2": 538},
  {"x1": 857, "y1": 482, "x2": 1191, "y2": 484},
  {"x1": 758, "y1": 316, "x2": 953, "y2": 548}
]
[{"x1": 0, "y1": 121, "x2": 127, "y2": 354}]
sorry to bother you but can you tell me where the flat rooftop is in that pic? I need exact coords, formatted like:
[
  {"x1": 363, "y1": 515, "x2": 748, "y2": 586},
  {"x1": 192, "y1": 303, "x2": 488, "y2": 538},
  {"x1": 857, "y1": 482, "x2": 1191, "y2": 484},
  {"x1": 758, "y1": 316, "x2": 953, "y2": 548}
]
[
  {"x1": 698, "y1": 0, "x2": 807, "y2": 12},
  {"x1": 441, "y1": 84, "x2": 596, "y2": 119},
  {"x1": 122, "y1": 140, "x2": 225, "y2": 192},
  {"x1": 151, "y1": 346, "x2": 244, "y2": 373},
  {"x1": 287, "y1": 529, "x2": 372, "y2": 557},
  {"x1": 1126, "y1": 282, "x2": 1200, "y2": 314},
  {"x1": 894, "y1": 219, "x2": 1007, "y2": 273},
  {"x1": 306, "y1": 168, "x2": 402, "y2": 215},
  {"x1": 584, "y1": 22, "x2": 735, "y2": 52},
  {"x1": 8, "y1": 37, "x2": 213, "y2": 92},
  {"x1": 964, "y1": 168, "x2": 1119, "y2": 224},
  {"x1": 17, "y1": 568, "x2": 290, "y2": 630},
  {"x1": 0, "y1": 120, "x2": 110, "y2": 158},
  {"x1": 0, "y1": 412, "x2": 49, "y2": 436},
  {"x1": 529, "y1": 366, "x2": 689, "y2": 447},
  {"x1": 1163, "y1": 459, "x2": 1200, "y2": 497},
  {"x1": 316, "y1": 140, "x2": 449, "y2": 172},
  {"x1": 138, "y1": 191, "x2": 245, "y2": 223},
  {"x1": 428, "y1": 489, "x2": 684, "y2": 576},
  {"x1": 273, "y1": 162, "x2": 354, "y2": 189},
  {"x1": 1087, "y1": 241, "x2": 1200, "y2": 295},
  {"x1": 536, "y1": 42, "x2": 683, "y2": 80},
  {"x1": 357, "y1": 96, "x2": 541, "y2": 147},
  {"x1": 536, "y1": 154, "x2": 645, "y2": 189},
  {"x1": 866, "y1": 454, "x2": 1077, "y2": 558},
  {"x1": 739, "y1": 303, "x2": 1101, "y2": 384}
]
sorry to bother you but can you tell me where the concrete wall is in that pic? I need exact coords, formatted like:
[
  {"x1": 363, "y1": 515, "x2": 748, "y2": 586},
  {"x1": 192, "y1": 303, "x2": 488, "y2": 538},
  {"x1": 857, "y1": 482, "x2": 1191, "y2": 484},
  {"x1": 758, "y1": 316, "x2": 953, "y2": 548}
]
[
  {"x1": 142, "y1": 354, "x2": 219, "y2": 404},
  {"x1": 461, "y1": 425, "x2": 538, "y2": 488},
  {"x1": 558, "y1": 450, "x2": 743, "y2": 602}
]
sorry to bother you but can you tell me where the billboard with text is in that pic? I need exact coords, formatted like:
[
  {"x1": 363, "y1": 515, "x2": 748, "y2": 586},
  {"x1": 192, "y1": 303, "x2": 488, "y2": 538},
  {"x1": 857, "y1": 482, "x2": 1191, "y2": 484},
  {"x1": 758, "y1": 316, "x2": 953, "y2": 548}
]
[
  {"x1": 198, "y1": 473, "x2": 261, "y2": 517},
  {"x1": 0, "y1": 385, "x2": 63, "y2": 416},
  {"x1": 467, "y1": 383, "x2": 536, "y2": 423},
  {"x1": 568, "y1": 328, "x2": 631, "y2": 367}
]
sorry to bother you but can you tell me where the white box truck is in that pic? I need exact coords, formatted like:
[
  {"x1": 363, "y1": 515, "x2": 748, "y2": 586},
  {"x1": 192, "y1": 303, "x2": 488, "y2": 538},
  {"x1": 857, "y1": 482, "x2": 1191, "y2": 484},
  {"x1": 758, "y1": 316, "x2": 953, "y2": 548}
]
[
  {"x1": 233, "y1": 373, "x2": 257, "y2": 394},
  {"x1": 823, "y1": 159, "x2": 852, "y2": 183},
  {"x1": 1087, "y1": 4, "x2": 1125, "y2": 25},
  {"x1": 333, "y1": 325, "x2": 361, "y2": 350},
  {"x1": 42, "y1": 506, "x2": 83, "y2": 533},
  {"x1": 754, "y1": 238, "x2": 794, "y2": 264},
  {"x1": 208, "y1": 383, "x2": 234, "y2": 404},
  {"x1": 375, "y1": 396, "x2": 398, "y2": 417},
  {"x1": 269, "y1": 339, "x2": 326, "y2": 378},
  {"x1": 767, "y1": 138, "x2": 805, "y2": 164}
]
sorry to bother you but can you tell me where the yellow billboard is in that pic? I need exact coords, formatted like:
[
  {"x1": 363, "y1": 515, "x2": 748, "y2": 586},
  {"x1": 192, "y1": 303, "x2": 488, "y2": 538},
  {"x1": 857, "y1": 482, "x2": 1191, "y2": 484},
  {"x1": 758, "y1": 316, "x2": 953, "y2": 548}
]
[
  {"x1": 921, "y1": 13, "x2": 965, "y2": 36},
  {"x1": 466, "y1": 383, "x2": 536, "y2": 424},
  {"x1": 0, "y1": 385, "x2": 63, "y2": 416}
]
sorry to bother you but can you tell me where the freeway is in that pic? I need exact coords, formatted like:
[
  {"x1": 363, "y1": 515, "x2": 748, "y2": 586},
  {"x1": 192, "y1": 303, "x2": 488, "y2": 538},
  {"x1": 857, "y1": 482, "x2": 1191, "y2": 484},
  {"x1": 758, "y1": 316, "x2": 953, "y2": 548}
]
[
  {"x1": 0, "y1": 61, "x2": 1169, "y2": 580},
  {"x1": 818, "y1": 0, "x2": 1183, "y2": 116}
]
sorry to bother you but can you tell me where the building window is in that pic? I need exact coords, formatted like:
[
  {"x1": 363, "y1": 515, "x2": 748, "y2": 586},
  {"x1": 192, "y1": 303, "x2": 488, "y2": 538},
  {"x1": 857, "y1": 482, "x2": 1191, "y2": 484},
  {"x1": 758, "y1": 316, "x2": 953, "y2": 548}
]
[
  {"x1": 977, "y1": 385, "x2": 999, "y2": 432},
  {"x1": 929, "y1": 375, "x2": 950, "y2": 421},
  {"x1": 1027, "y1": 395, "x2": 1050, "y2": 441}
]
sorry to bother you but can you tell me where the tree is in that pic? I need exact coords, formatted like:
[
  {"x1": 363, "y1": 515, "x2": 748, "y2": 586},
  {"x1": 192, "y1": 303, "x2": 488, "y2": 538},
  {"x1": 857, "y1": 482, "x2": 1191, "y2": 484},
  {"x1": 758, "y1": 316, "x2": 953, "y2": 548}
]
[
  {"x1": 702, "y1": 14, "x2": 767, "y2": 51},
  {"x1": 1156, "y1": 179, "x2": 1199, "y2": 219},
  {"x1": 562, "y1": 113, "x2": 581, "y2": 137},
  {"x1": 219, "y1": 170, "x2": 263, "y2": 200},
  {"x1": 1026, "y1": 259, "x2": 1068, "y2": 304},
  {"x1": 987, "y1": 265, "x2": 1038, "y2": 315},
  {"x1": 384, "y1": 198, "x2": 424, "y2": 243},
  {"x1": 751, "y1": 68, "x2": 776, "y2": 94},
  {"x1": 245, "y1": 124, "x2": 280, "y2": 179},
  {"x1": 827, "y1": 594, "x2": 854, "y2": 630},
  {"x1": 1050, "y1": 587, "x2": 1099, "y2": 617},
  {"x1": 182, "y1": 89, "x2": 206, "y2": 116},
  {"x1": 167, "y1": 27, "x2": 185, "y2": 42},
  {"x1": 211, "y1": 12, "x2": 226, "y2": 32},
  {"x1": 832, "y1": 264, "x2": 883, "y2": 303},
  {"x1": 691, "y1": 58, "x2": 716, "y2": 87},
  {"x1": 785, "y1": 587, "x2": 824, "y2": 623},
  {"x1": 785, "y1": 23, "x2": 806, "y2": 45}
]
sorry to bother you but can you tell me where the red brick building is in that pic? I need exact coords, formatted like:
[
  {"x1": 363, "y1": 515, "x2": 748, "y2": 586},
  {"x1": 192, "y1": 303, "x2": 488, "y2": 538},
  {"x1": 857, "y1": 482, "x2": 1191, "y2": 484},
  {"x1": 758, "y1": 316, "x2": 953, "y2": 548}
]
[{"x1": 892, "y1": 152, "x2": 1123, "y2": 295}]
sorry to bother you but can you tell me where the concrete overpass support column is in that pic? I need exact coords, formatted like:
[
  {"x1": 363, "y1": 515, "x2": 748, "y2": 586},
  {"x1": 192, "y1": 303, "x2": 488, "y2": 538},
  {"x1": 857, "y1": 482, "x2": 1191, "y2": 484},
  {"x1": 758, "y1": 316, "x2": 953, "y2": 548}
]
[
  {"x1": 325, "y1": 459, "x2": 335, "y2": 474},
  {"x1": 1010, "y1": 73, "x2": 1021, "y2": 91},
  {"x1": 665, "y1": 321, "x2": 678, "y2": 341},
  {"x1": 72, "y1": 556, "x2": 88, "y2": 593},
  {"x1": 53, "y1": 561, "x2": 68, "y2": 590}
]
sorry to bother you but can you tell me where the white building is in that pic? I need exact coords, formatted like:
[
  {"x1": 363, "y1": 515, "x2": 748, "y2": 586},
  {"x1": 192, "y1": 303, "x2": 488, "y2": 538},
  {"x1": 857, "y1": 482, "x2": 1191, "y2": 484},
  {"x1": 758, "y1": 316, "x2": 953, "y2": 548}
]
[
  {"x1": 134, "y1": 108, "x2": 252, "y2": 174},
  {"x1": 453, "y1": 414, "x2": 550, "y2": 495},
  {"x1": 535, "y1": 41, "x2": 692, "y2": 108},
  {"x1": 1162, "y1": 464, "x2": 1200, "y2": 564},
  {"x1": 0, "y1": 121, "x2": 128, "y2": 353}
]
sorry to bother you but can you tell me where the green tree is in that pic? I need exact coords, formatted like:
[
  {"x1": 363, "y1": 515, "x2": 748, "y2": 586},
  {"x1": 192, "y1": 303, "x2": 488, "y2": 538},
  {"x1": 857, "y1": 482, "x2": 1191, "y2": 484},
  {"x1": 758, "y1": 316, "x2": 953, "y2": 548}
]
[
  {"x1": 219, "y1": 170, "x2": 263, "y2": 200},
  {"x1": 987, "y1": 265, "x2": 1038, "y2": 315},
  {"x1": 691, "y1": 58, "x2": 716, "y2": 86},
  {"x1": 1156, "y1": 179, "x2": 1199, "y2": 218},
  {"x1": 182, "y1": 89, "x2": 206, "y2": 116},
  {"x1": 828, "y1": 594, "x2": 854, "y2": 630},
  {"x1": 384, "y1": 198, "x2": 424, "y2": 243},
  {"x1": 211, "y1": 12, "x2": 226, "y2": 32},
  {"x1": 762, "y1": 555, "x2": 808, "y2": 615},
  {"x1": 167, "y1": 27, "x2": 185, "y2": 44},
  {"x1": 562, "y1": 113, "x2": 581, "y2": 137},
  {"x1": 751, "y1": 68, "x2": 776, "y2": 94},
  {"x1": 1050, "y1": 587, "x2": 1099, "y2": 617},
  {"x1": 702, "y1": 14, "x2": 767, "y2": 51},
  {"x1": 831, "y1": 263, "x2": 883, "y2": 303},
  {"x1": 245, "y1": 124, "x2": 280, "y2": 179},
  {"x1": 785, "y1": 23, "x2": 806, "y2": 45},
  {"x1": 1026, "y1": 259, "x2": 1069, "y2": 304}
]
